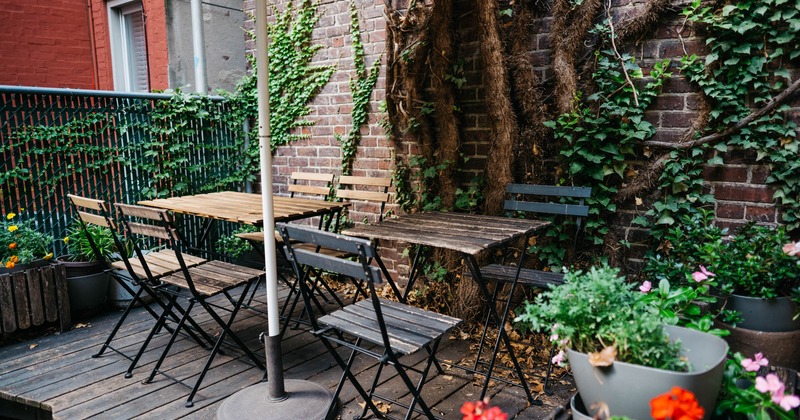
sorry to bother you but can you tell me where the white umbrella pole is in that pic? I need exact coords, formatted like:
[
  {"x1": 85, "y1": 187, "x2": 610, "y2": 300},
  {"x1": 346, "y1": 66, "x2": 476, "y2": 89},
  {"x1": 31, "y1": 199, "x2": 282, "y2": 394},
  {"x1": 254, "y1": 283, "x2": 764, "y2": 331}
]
[
  {"x1": 218, "y1": 2, "x2": 331, "y2": 416},
  {"x1": 254, "y1": 0, "x2": 285, "y2": 401}
]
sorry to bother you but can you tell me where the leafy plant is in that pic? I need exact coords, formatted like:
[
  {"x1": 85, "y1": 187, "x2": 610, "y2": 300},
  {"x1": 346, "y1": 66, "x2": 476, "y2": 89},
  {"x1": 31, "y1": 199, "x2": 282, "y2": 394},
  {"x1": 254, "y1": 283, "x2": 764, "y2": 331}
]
[
  {"x1": 216, "y1": 225, "x2": 262, "y2": 259},
  {"x1": 1, "y1": 211, "x2": 53, "y2": 267},
  {"x1": 62, "y1": 223, "x2": 122, "y2": 262},
  {"x1": 716, "y1": 353, "x2": 800, "y2": 419},
  {"x1": 515, "y1": 263, "x2": 689, "y2": 372}
]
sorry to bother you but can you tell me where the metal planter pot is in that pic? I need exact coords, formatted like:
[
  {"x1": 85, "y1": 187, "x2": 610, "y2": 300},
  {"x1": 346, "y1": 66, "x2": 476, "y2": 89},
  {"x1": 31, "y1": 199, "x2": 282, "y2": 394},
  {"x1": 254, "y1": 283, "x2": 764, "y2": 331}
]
[
  {"x1": 567, "y1": 325, "x2": 728, "y2": 420},
  {"x1": 727, "y1": 294, "x2": 800, "y2": 332}
]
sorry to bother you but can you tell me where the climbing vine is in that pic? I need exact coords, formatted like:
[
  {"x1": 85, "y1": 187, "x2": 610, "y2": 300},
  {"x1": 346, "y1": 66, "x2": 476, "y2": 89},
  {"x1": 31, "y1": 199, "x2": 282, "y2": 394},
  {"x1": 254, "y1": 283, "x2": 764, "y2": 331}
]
[
  {"x1": 338, "y1": 0, "x2": 382, "y2": 175},
  {"x1": 240, "y1": 0, "x2": 335, "y2": 151}
]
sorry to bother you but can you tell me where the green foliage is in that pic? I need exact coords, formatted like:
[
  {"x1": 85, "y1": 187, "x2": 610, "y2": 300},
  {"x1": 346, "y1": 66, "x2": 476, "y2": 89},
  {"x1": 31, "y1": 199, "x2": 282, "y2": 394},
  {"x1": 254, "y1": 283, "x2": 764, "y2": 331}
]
[
  {"x1": 241, "y1": 0, "x2": 335, "y2": 151},
  {"x1": 216, "y1": 225, "x2": 261, "y2": 259},
  {"x1": 1, "y1": 211, "x2": 53, "y2": 266},
  {"x1": 338, "y1": 0, "x2": 382, "y2": 175},
  {"x1": 63, "y1": 223, "x2": 121, "y2": 262},
  {"x1": 544, "y1": 41, "x2": 671, "y2": 264},
  {"x1": 657, "y1": 0, "x2": 800, "y2": 232},
  {"x1": 515, "y1": 263, "x2": 689, "y2": 371},
  {"x1": 392, "y1": 156, "x2": 449, "y2": 212}
]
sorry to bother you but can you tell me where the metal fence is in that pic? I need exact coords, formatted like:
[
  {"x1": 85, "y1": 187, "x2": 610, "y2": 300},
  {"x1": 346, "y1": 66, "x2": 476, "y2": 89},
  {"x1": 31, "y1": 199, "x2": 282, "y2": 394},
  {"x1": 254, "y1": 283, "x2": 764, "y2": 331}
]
[{"x1": 0, "y1": 85, "x2": 246, "y2": 255}]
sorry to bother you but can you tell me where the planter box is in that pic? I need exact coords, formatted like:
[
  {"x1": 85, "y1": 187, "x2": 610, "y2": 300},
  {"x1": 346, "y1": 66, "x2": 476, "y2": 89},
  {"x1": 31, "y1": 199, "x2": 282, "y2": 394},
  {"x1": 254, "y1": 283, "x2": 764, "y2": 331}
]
[
  {"x1": 567, "y1": 325, "x2": 728, "y2": 420},
  {"x1": 0, "y1": 262, "x2": 71, "y2": 334}
]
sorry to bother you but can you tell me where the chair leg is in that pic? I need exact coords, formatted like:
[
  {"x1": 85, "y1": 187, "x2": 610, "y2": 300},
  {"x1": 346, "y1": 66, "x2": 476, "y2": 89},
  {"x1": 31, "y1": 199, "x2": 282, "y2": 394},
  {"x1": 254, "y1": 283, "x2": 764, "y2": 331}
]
[
  {"x1": 406, "y1": 339, "x2": 442, "y2": 420},
  {"x1": 543, "y1": 344, "x2": 556, "y2": 395},
  {"x1": 318, "y1": 335, "x2": 384, "y2": 419},
  {"x1": 473, "y1": 281, "x2": 504, "y2": 370},
  {"x1": 358, "y1": 361, "x2": 386, "y2": 419},
  {"x1": 93, "y1": 286, "x2": 148, "y2": 359},
  {"x1": 326, "y1": 338, "x2": 362, "y2": 420},
  {"x1": 125, "y1": 295, "x2": 178, "y2": 378},
  {"x1": 388, "y1": 352, "x2": 436, "y2": 420},
  {"x1": 144, "y1": 299, "x2": 195, "y2": 384}
]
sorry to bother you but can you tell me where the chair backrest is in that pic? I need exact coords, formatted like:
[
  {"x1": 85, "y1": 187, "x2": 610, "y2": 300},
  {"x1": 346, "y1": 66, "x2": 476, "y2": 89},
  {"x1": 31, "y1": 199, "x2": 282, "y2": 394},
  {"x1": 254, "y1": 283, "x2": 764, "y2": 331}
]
[
  {"x1": 114, "y1": 203, "x2": 196, "y2": 290},
  {"x1": 278, "y1": 222, "x2": 384, "y2": 332},
  {"x1": 504, "y1": 184, "x2": 592, "y2": 260},
  {"x1": 288, "y1": 172, "x2": 335, "y2": 200},
  {"x1": 336, "y1": 176, "x2": 392, "y2": 222},
  {"x1": 67, "y1": 194, "x2": 124, "y2": 265}
]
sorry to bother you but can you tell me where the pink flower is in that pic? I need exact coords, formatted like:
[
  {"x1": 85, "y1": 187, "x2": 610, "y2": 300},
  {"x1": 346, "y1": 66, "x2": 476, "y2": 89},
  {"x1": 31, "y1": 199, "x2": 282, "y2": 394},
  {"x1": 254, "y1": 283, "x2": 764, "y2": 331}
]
[
  {"x1": 755, "y1": 374, "x2": 784, "y2": 395},
  {"x1": 783, "y1": 242, "x2": 800, "y2": 257},
  {"x1": 691, "y1": 265, "x2": 716, "y2": 282},
  {"x1": 551, "y1": 350, "x2": 566, "y2": 367},
  {"x1": 639, "y1": 281, "x2": 652, "y2": 293},
  {"x1": 741, "y1": 353, "x2": 769, "y2": 372},
  {"x1": 778, "y1": 394, "x2": 800, "y2": 411}
]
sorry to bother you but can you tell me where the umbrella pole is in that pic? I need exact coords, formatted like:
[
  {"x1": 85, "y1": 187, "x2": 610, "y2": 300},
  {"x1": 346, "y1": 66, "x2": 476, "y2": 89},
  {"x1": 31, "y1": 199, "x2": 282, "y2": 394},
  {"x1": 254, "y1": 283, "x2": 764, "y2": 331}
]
[{"x1": 218, "y1": 0, "x2": 331, "y2": 417}]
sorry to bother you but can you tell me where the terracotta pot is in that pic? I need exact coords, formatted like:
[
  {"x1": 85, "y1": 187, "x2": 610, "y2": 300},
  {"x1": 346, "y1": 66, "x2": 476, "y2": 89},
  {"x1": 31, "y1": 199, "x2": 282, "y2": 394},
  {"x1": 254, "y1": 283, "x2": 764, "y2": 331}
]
[{"x1": 567, "y1": 325, "x2": 728, "y2": 420}]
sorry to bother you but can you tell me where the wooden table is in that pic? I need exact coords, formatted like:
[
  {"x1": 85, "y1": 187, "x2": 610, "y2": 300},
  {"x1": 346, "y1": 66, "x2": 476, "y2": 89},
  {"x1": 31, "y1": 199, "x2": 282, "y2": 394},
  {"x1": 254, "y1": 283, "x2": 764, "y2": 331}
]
[
  {"x1": 138, "y1": 191, "x2": 347, "y2": 226},
  {"x1": 139, "y1": 191, "x2": 349, "y2": 248},
  {"x1": 343, "y1": 212, "x2": 549, "y2": 404}
]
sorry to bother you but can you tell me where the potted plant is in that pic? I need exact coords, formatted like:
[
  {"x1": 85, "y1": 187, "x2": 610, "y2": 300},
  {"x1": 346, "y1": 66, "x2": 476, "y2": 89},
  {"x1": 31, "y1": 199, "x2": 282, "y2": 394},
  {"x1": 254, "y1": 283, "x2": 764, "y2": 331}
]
[
  {"x1": 1, "y1": 211, "x2": 53, "y2": 272},
  {"x1": 60, "y1": 222, "x2": 117, "y2": 317},
  {"x1": 516, "y1": 263, "x2": 728, "y2": 420}
]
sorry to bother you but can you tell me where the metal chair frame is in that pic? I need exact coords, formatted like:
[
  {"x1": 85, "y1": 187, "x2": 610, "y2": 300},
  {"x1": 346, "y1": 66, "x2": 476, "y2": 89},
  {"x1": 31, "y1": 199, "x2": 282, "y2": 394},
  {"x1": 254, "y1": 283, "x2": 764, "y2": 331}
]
[{"x1": 279, "y1": 223, "x2": 461, "y2": 420}]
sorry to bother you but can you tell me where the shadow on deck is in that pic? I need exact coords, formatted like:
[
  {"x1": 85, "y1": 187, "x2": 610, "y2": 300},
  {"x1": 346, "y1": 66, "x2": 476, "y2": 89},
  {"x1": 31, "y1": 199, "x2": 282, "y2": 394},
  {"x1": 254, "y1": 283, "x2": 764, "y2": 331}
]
[{"x1": 0, "y1": 282, "x2": 575, "y2": 419}]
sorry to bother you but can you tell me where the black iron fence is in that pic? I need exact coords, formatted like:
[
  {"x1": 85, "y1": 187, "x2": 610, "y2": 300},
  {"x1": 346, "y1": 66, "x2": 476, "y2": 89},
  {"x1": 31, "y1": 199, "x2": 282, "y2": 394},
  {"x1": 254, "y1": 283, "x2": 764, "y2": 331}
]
[{"x1": 0, "y1": 86, "x2": 247, "y2": 255}]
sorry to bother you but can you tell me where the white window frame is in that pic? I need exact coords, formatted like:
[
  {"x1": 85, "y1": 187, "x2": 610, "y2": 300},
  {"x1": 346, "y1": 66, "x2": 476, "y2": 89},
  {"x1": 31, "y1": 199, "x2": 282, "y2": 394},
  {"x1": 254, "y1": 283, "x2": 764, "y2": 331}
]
[{"x1": 107, "y1": 0, "x2": 149, "y2": 92}]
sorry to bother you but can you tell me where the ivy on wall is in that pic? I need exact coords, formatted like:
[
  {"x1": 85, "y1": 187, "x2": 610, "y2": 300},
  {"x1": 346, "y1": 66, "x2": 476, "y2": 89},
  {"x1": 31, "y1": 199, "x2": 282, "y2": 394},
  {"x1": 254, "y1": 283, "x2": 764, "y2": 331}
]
[{"x1": 337, "y1": 0, "x2": 382, "y2": 175}]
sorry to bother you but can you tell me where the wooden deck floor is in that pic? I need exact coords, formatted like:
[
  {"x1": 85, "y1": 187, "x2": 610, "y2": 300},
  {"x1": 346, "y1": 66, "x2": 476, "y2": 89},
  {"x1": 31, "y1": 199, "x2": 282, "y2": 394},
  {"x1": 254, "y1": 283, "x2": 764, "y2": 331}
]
[{"x1": 0, "y1": 282, "x2": 575, "y2": 419}]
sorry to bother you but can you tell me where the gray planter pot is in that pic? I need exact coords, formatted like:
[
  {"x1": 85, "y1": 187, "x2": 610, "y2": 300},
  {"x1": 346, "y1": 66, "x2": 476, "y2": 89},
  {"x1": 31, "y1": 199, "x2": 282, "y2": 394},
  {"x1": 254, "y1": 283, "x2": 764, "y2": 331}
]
[
  {"x1": 727, "y1": 294, "x2": 800, "y2": 332},
  {"x1": 567, "y1": 325, "x2": 728, "y2": 420}
]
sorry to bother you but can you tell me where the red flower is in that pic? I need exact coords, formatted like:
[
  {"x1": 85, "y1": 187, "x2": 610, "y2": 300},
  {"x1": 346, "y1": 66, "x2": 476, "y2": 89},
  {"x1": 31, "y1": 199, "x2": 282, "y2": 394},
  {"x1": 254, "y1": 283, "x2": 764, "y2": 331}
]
[
  {"x1": 8, "y1": 242, "x2": 16, "y2": 250},
  {"x1": 651, "y1": 387, "x2": 704, "y2": 420},
  {"x1": 461, "y1": 398, "x2": 507, "y2": 420}
]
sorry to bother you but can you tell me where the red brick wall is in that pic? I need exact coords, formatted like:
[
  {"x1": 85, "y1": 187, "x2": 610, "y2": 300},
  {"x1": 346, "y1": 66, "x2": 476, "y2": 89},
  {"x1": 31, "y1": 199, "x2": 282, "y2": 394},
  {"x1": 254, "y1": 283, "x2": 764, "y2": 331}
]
[
  {"x1": 0, "y1": 0, "x2": 169, "y2": 91},
  {"x1": 0, "y1": 0, "x2": 95, "y2": 89},
  {"x1": 243, "y1": 1, "x2": 798, "y2": 276}
]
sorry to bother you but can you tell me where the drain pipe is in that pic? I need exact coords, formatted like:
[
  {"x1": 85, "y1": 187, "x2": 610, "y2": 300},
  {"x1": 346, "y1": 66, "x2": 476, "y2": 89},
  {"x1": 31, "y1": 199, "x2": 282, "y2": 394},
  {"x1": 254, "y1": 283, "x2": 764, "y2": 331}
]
[{"x1": 191, "y1": 0, "x2": 208, "y2": 93}]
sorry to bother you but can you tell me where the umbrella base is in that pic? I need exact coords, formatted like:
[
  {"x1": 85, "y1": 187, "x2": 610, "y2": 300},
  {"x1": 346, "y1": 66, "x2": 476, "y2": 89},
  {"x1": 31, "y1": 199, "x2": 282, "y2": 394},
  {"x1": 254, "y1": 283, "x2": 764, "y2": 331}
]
[{"x1": 217, "y1": 379, "x2": 332, "y2": 419}]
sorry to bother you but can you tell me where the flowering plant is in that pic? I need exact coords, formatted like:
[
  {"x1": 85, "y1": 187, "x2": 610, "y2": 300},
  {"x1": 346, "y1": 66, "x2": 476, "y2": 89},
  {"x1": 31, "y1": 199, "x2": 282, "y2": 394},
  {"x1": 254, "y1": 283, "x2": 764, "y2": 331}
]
[
  {"x1": 650, "y1": 386, "x2": 705, "y2": 420},
  {"x1": 0, "y1": 211, "x2": 53, "y2": 269},
  {"x1": 515, "y1": 263, "x2": 689, "y2": 372},
  {"x1": 461, "y1": 398, "x2": 507, "y2": 420},
  {"x1": 62, "y1": 222, "x2": 123, "y2": 262},
  {"x1": 715, "y1": 352, "x2": 800, "y2": 419}
]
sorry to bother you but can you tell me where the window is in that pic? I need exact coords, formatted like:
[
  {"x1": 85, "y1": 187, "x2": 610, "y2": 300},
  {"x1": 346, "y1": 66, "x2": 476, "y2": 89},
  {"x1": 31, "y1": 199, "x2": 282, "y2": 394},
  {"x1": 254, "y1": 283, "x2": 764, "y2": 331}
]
[{"x1": 108, "y1": 0, "x2": 149, "y2": 92}]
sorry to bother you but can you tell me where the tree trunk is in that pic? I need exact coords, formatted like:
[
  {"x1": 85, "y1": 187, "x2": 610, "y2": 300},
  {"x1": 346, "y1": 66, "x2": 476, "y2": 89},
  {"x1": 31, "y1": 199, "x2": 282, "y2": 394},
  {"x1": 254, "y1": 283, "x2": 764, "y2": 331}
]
[
  {"x1": 430, "y1": 0, "x2": 460, "y2": 210},
  {"x1": 476, "y1": 0, "x2": 517, "y2": 215}
]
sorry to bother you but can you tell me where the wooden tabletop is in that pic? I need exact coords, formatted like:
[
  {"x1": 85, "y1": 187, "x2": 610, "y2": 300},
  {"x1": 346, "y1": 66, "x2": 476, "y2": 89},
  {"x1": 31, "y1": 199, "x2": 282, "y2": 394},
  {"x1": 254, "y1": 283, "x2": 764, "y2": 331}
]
[
  {"x1": 342, "y1": 212, "x2": 549, "y2": 255},
  {"x1": 138, "y1": 191, "x2": 348, "y2": 226}
]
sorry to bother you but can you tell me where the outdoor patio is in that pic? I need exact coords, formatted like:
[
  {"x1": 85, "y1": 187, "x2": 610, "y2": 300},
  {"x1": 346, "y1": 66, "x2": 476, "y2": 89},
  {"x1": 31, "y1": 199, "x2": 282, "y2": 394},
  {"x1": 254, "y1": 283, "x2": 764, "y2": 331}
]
[{"x1": 0, "y1": 281, "x2": 575, "y2": 419}]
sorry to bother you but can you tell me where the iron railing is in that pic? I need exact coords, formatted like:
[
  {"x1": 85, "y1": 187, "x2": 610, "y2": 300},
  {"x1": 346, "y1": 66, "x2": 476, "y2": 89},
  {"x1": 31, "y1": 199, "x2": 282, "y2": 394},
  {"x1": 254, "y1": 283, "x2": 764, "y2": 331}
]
[{"x1": 0, "y1": 85, "x2": 246, "y2": 255}]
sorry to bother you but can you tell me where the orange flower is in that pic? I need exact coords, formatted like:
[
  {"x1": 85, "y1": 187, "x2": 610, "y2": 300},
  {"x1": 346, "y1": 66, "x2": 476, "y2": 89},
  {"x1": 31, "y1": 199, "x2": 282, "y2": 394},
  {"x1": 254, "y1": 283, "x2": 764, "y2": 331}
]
[
  {"x1": 651, "y1": 387, "x2": 704, "y2": 420},
  {"x1": 8, "y1": 242, "x2": 16, "y2": 250},
  {"x1": 5, "y1": 261, "x2": 15, "y2": 269},
  {"x1": 8, "y1": 256, "x2": 19, "y2": 264}
]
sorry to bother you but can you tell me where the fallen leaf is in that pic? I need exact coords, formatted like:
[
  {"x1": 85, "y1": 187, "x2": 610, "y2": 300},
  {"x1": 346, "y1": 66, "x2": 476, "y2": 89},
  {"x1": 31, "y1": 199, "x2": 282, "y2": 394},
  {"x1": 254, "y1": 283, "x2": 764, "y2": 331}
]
[
  {"x1": 28, "y1": 344, "x2": 38, "y2": 350},
  {"x1": 635, "y1": 197, "x2": 643, "y2": 206},
  {"x1": 74, "y1": 323, "x2": 89, "y2": 329},
  {"x1": 588, "y1": 346, "x2": 617, "y2": 367}
]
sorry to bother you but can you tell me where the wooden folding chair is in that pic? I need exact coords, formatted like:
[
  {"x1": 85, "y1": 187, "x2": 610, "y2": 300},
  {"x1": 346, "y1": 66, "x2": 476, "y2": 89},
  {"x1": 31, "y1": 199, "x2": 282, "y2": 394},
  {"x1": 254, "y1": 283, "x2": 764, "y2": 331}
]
[
  {"x1": 67, "y1": 194, "x2": 210, "y2": 370},
  {"x1": 476, "y1": 184, "x2": 591, "y2": 393},
  {"x1": 115, "y1": 203, "x2": 265, "y2": 407},
  {"x1": 279, "y1": 223, "x2": 461, "y2": 420}
]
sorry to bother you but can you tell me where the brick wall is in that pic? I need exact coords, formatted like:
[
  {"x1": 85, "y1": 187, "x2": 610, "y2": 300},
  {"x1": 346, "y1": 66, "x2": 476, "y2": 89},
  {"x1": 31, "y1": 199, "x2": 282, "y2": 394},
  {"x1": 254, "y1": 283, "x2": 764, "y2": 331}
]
[
  {"x1": 243, "y1": 0, "x2": 799, "y2": 277},
  {"x1": 0, "y1": 0, "x2": 95, "y2": 89}
]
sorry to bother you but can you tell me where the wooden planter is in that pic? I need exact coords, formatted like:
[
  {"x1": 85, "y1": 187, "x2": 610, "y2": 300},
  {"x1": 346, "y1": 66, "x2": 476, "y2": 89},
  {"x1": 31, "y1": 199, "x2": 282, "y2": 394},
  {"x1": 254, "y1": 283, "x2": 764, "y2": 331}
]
[{"x1": 0, "y1": 261, "x2": 71, "y2": 334}]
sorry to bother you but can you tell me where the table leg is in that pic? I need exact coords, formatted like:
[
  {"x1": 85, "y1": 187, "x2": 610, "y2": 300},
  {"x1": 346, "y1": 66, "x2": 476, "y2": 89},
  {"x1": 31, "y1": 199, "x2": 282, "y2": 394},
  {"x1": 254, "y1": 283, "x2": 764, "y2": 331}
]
[{"x1": 463, "y1": 254, "x2": 538, "y2": 404}]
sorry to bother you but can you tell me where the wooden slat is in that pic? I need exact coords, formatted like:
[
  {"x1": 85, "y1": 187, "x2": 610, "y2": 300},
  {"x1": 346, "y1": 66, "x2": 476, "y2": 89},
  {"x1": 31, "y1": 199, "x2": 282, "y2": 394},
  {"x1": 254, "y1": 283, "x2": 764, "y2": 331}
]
[
  {"x1": 291, "y1": 172, "x2": 335, "y2": 182},
  {"x1": 338, "y1": 176, "x2": 392, "y2": 187},
  {"x1": 67, "y1": 194, "x2": 106, "y2": 211},
  {"x1": 0, "y1": 273, "x2": 16, "y2": 333},
  {"x1": 126, "y1": 222, "x2": 172, "y2": 240},
  {"x1": 291, "y1": 248, "x2": 380, "y2": 283},
  {"x1": 41, "y1": 265, "x2": 58, "y2": 323},
  {"x1": 279, "y1": 224, "x2": 377, "y2": 257},
  {"x1": 115, "y1": 203, "x2": 168, "y2": 221},
  {"x1": 336, "y1": 189, "x2": 390, "y2": 203},
  {"x1": 506, "y1": 184, "x2": 591, "y2": 198},
  {"x1": 26, "y1": 268, "x2": 45, "y2": 326},
  {"x1": 77, "y1": 211, "x2": 115, "y2": 229},
  {"x1": 505, "y1": 200, "x2": 589, "y2": 217},
  {"x1": 54, "y1": 264, "x2": 71, "y2": 331},
  {"x1": 288, "y1": 184, "x2": 331, "y2": 197},
  {"x1": 13, "y1": 271, "x2": 31, "y2": 330},
  {"x1": 480, "y1": 264, "x2": 565, "y2": 288}
]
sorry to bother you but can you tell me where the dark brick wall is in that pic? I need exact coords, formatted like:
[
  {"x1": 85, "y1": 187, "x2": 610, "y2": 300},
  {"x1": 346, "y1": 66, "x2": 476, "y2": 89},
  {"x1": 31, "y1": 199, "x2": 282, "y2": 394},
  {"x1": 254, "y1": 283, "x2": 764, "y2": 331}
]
[{"x1": 243, "y1": 1, "x2": 799, "y2": 276}]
